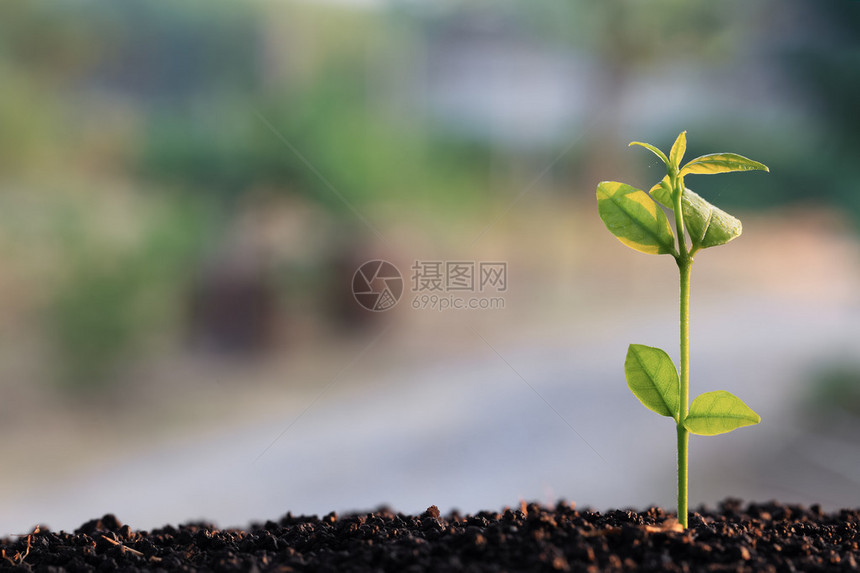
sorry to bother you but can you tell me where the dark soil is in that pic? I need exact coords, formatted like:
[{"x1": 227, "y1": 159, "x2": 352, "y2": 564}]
[{"x1": 1, "y1": 499, "x2": 858, "y2": 572}]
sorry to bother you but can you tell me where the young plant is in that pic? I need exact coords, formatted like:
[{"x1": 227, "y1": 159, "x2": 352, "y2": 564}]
[{"x1": 596, "y1": 131, "x2": 768, "y2": 528}]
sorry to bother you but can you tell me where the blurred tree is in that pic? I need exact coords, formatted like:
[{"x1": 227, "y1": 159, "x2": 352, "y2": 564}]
[
  {"x1": 47, "y1": 196, "x2": 213, "y2": 390},
  {"x1": 779, "y1": 0, "x2": 860, "y2": 219},
  {"x1": 677, "y1": 0, "x2": 860, "y2": 221},
  {"x1": 0, "y1": 0, "x2": 500, "y2": 390}
]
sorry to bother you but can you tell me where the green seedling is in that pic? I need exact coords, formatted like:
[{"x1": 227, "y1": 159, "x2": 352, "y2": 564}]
[{"x1": 596, "y1": 131, "x2": 768, "y2": 528}]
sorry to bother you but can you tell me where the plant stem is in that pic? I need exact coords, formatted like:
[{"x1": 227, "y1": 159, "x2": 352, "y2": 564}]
[
  {"x1": 676, "y1": 257, "x2": 692, "y2": 528},
  {"x1": 670, "y1": 171, "x2": 692, "y2": 529}
]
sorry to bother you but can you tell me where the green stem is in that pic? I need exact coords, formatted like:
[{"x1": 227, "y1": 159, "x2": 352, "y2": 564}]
[
  {"x1": 671, "y1": 170, "x2": 692, "y2": 529},
  {"x1": 677, "y1": 258, "x2": 692, "y2": 528}
]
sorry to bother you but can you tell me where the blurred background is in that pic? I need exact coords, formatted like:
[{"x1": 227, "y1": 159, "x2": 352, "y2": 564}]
[{"x1": 0, "y1": 0, "x2": 859, "y2": 535}]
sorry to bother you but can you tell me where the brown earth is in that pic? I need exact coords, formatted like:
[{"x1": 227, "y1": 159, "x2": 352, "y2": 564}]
[{"x1": 1, "y1": 499, "x2": 858, "y2": 572}]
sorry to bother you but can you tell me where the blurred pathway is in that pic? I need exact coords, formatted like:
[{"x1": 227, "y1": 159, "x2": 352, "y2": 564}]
[{"x1": 2, "y1": 293, "x2": 859, "y2": 535}]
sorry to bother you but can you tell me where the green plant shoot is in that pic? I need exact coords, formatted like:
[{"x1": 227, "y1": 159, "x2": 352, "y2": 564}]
[{"x1": 596, "y1": 131, "x2": 768, "y2": 528}]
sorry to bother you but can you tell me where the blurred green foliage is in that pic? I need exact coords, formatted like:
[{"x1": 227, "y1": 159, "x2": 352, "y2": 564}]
[
  {"x1": 47, "y1": 196, "x2": 215, "y2": 389},
  {"x1": 0, "y1": 0, "x2": 857, "y2": 391},
  {"x1": 139, "y1": 67, "x2": 495, "y2": 216},
  {"x1": 644, "y1": 2, "x2": 860, "y2": 222},
  {"x1": 807, "y1": 364, "x2": 860, "y2": 420},
  {"x1": 0, "y1": 0, "x2": 497, "y2": 390},
  {"x1": 781, "y1": 2, "x2": 860, "y2": 220}
]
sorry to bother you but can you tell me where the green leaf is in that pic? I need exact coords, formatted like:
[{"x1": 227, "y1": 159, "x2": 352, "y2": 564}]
[
  {"x1": 669, "y1": 131, "x2": 687, "y2": 170},
  {"x1": 649, "y1": 176, "x2": 674, "y2": 209},
  {"x1": 683, "y1": 391, "x2": 761, "y2": 436},
  {"x1": 624, "y1": 344, "x2": 680, "y2": 421},
  {"x1": 648, "y1": 180, "x2": 743, "y2": 249},
  {"x1": 597, "y1": 181, "x2": 676, "y2": 256},
  {"x1": 629, "y1": 141, "x2": 669, "y2": 165},
  {"x1": 682, "y1": 189, "x2": 742, "y2": 249},
  {"x1": 680, "y1": 153, "x2": 769, "y2": 176}
]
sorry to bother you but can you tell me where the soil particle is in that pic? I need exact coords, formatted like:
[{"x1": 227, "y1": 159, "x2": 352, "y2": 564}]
[{"x1": 1, "y1": 499, "x2": 858, "y2": 572}]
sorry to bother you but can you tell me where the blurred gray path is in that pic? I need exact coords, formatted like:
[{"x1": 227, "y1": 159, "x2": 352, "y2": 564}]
[{"x1": 1, "y1": 296, "x2": 859, "y2": 535}]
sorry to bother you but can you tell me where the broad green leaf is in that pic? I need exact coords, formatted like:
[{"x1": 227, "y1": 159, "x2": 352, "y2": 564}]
[
  {"x1": 669, "y1": 131, "x2": 687, "y2": 170},
  {"x1": 649, "y1": 175, "x2": 674, "y2": 209},
  {"x1": 629, "y1": 141, "x2": 668, "y2": 165},
  {"x1": 683, "y1": 391, "x2": 761, "y2": 436},
  {"x1": 648, "y1": 180, "x2": 743, "y2": 249},
  {"x1": 682, "y1": 189, "x2": 742, "y2": 249},
  {"x1": 680, "y1": 153, "x2": 769, "y2": 176},
  {"x1": 624, "y1": 344, "x2": 680, "y2": 421},
  {"x1": 597, "y1": 181, "x2": 676, "y2": 256}
]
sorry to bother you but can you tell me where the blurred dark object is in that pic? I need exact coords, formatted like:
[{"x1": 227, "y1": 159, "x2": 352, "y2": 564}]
[
  {"x1": 188, "y1": 251, "x2": 277, "y2": 356},
  {"x1": 328, "y1": 246, "x2": 380, "y2": 330}
]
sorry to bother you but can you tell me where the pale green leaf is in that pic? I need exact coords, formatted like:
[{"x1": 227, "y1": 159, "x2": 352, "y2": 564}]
[
  {"x1": 680, "y1": 153, "x2": 769, "y2": 176},
  {"x1": 597, "y1": 181, "x2": 676, "y2": 256},
  {"x1": 669, "y1": 131, "x2": 687, "y2": 170},
  {"x1": 649, "y1": 175, "x2": 674, "y2": 209},
  {"x1": 629, "y1": 141, "x2": 669, "y2": 165},
  {"x1": 682, "y1": 189, "x2": 742, "y2": 249},
  {"x1": 683, "y1": 390, "x2": 761, "y2": 436},
  {"x1": 625, "y1": 344, "x2": 680, "y2": 421},
  {"x1": 648, "y1": 180, "x2": 743, "y2": 249}
]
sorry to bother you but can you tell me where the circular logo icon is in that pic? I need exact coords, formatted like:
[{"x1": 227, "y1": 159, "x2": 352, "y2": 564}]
[{"x1": 352, "y1": 260, "x2": 403, "y2": 312}]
